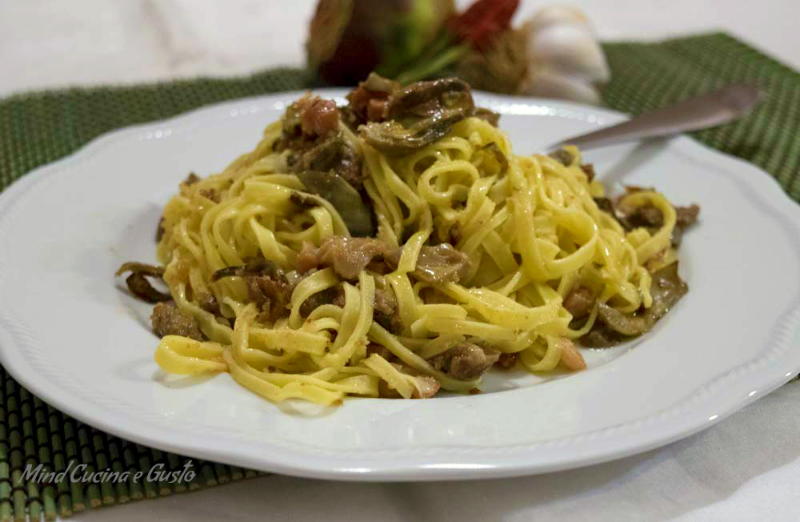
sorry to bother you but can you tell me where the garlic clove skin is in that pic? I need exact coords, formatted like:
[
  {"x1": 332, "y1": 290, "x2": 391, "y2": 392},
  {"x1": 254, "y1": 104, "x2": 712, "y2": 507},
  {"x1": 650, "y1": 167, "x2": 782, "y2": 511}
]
[
  {"x1": 519, "y1": 6, "x2": 611, "y2": 104},
  {"x1": 528, "y1": 21, "x2": 610, "y2": 83},
  {"x1": 524, "y1": 68, "x2": 602, "y2": 105}
]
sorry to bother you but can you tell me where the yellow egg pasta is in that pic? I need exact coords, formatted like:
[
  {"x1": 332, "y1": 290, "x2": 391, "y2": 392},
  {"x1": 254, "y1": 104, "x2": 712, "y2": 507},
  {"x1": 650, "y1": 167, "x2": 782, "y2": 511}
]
[{"x1": 123, "y1": 81, "x2": 693, "y2": 407}]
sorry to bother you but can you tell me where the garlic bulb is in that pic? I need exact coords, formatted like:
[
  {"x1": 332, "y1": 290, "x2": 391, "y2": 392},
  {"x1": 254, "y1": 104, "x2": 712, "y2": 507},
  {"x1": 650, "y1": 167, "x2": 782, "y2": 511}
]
[
  {"x1": 520, "y1": 6, "x2": 610, "y2": 104},
  {"x1": 524, "y1": 69, "x2": 606, "y2": 105}
]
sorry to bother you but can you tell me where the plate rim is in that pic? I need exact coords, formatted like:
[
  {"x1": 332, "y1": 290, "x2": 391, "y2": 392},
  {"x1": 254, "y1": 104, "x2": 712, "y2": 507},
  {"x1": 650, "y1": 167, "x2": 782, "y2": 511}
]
[{"x1": 1, "y1": 90, "x2": 799, "y2": 481}]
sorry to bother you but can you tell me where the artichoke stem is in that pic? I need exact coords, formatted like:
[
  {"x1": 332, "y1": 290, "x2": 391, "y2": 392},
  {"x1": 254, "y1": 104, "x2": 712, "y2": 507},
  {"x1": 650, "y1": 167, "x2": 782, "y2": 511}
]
[{"x1": 396, "y1": 44, "x2": 469, "y2": 85}]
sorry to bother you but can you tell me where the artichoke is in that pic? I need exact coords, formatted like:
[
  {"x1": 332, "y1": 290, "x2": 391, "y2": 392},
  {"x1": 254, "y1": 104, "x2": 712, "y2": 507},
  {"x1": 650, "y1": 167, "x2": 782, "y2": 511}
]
[{"x1": 307, "y1": 0, "x2": 455, "y2": 85}]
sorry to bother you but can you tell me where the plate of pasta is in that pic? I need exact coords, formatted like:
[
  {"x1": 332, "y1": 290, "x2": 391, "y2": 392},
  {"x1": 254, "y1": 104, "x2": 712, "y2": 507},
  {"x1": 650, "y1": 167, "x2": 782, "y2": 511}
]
[{"x1": 0, "y1": 75, "x2": 799, "y2": 480}]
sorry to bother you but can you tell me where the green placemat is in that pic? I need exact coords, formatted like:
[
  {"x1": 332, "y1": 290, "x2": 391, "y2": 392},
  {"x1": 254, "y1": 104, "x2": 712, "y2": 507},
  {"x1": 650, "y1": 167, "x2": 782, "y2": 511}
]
[
  {"x1": 602, "y1": 33, "x2": 800, "y2": 200},
  {"x1": 0, "y1": 32, "x2": 798, "y2": 520}
]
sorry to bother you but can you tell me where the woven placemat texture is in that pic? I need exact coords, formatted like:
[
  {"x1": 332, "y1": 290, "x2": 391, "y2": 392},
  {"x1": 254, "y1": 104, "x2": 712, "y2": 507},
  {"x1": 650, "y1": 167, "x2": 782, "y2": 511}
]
[
  {"x1": 0, "y1": 32, "x2": 798, "y2": 521},
  {"x1": 602, "y1": 33, "x2": 800, "y2": 201},
  {"x1": 0, "y1": 70, "x2": 311, "y2": 521}
]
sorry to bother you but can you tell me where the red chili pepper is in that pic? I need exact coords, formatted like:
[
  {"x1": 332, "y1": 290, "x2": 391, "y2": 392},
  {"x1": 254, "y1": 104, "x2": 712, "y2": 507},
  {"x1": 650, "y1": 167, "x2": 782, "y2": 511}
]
[{"x1": 449, "y1": 0, "x2": 520, "y2": 51}]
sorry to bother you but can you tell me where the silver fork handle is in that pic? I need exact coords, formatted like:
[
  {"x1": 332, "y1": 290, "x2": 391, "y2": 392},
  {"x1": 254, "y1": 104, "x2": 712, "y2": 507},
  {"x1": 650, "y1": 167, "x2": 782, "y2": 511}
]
[{"x1": 547, "y1": 84, "x2": 762, "y2": 152}]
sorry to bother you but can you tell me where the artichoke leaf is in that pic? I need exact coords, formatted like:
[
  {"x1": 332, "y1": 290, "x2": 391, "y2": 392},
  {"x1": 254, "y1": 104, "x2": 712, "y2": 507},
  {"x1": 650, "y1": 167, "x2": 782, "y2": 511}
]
[
  {"x1": 361, "y1": 109, "x2": 468, "y2": 155},
  {"x1": 295, "y1": 170, "x2": 375, "y2": 237}
]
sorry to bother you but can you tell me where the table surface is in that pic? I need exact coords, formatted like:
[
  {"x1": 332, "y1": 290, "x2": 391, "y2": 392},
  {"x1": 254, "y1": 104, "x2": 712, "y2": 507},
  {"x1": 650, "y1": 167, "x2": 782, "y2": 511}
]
[{"x1": 3, "y1": 1, "x2": 800, "y2": 521}]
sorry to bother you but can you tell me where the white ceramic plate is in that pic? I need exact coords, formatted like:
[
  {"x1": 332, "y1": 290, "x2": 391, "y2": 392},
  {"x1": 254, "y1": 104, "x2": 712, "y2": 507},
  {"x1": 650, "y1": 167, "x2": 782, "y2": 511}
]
[{"x1": 1, "y1": 90, "x2": 799, "y2": 481}]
